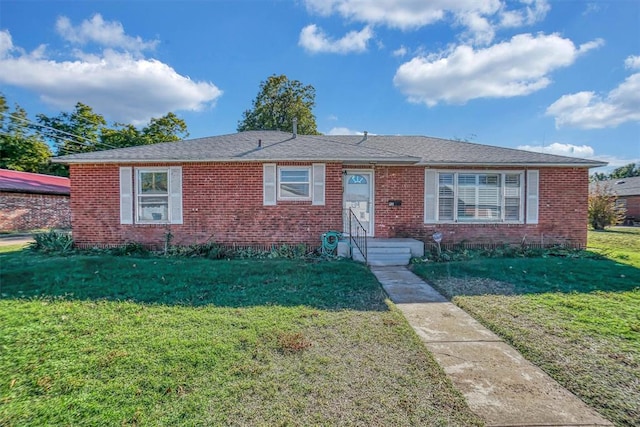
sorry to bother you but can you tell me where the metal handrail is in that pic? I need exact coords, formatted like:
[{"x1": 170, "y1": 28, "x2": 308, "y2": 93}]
[{"x1": 345, "y1": 208, "x2": 367, "y2": 264}]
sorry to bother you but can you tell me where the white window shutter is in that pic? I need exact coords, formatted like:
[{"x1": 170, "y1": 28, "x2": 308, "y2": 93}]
[
  {"x1": 312, "y1": 163, "x2": 325, "y2": 206},
  {"x1": 526, "y1": 170, "x2": 539, "y2": 224},
  {"x1": 263, "y1": 163, "x2": 277, "y2": 206},
  {"x1": 424, "y1": 170, "x2": 437, "y2": 223},
  {"x1": 119, "y1": 167, "x2": 133, "y2": 224},
  {"x1": 169, "y1": 167, "x2": 183, "y2": 224}
]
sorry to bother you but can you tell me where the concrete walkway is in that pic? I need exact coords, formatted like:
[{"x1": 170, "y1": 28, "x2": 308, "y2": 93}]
[
  {"x1": 371, "y1": 266, "x2": 613, "y2": 427},
  {"x1": 0, "y1": 234, "x2": 33, "y2": 246}
]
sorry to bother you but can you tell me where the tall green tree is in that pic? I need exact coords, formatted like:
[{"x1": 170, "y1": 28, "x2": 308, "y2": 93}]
[
  {"x1": 37, "y1": 102, "x2": 108, "y2": 155},
  {"x1": 237, "y1": 74, "x2": 320, "y2": 135},
  {"x1": 101, "y1": 113, "x2": 189, "y2": 149},
  {"x1": 0, "y1": 94, "x2": 53, "y2": 173},
  {"x1": 610, "y1": 163, "x2": 640, "y2": 179}
]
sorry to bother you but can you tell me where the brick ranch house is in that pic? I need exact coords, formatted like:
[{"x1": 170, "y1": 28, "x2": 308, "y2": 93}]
[
  {"x1": 53, "y1": 130, "x2": 605, "y2": 251},
  {"x1": 0, "y1": 169, "x2": 71, "y2": 232}
]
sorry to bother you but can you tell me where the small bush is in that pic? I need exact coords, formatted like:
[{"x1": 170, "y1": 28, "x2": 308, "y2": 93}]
[
  {"x1": 589, "y1": 181, "x2": 626, "y2": 230},
  {"x1": 109, "y1": 242, "x2": 150, "y2": 257},
  {"x1": 30, "y1": 231, "x2": 74, "y2": 254},
  {"x1": 165, "y1": 242, "x2": 228, "y2": 259},
  {"x1": 415, "y1": 243, "x2": 586, "y2": 263},
  {"x1": 267, "y1": 244, "x2": 310, "y2": 259}
]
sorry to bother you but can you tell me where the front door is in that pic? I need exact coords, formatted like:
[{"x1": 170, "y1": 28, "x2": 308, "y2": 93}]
[{"x1": 343, "y1": 171, "x2": 374, "y2": 235}]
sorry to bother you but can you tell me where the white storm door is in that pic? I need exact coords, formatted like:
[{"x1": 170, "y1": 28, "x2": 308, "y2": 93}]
[{"x1": 343, "y1": 171, "x2": 374, "y2": 236}]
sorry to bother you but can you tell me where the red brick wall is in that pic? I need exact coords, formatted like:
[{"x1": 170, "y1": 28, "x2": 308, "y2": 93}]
[
  {"x1": 621, "y1": 195, "x2": 640, "y2": 219},
  {"x1": 70, "y1": 163, "x2": 343, "y2": 249},
  {"x1": 69, "y1": 163, "x2": 590, "y2": 249},
  {"x1": 0, "y1": 191, "x2": 71, "y2": 232},
  {"x1": 372, "y1": 166, "x2": 589, "y2": 247}
]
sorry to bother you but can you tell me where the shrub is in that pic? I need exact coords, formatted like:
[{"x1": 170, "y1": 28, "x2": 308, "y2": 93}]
[
  {"x1": 30, "y1": 230, "x2": 74, "y2": 254},
  {"x1": 588, "y1": 181, "x2": 626, "y2": 230},
  {"x1": 109, "y1": 242, "x2": 150, "y2": 257}
]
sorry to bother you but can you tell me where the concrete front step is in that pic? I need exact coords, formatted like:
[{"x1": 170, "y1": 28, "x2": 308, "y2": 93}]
[
  {"x1": 338, "y1": 237, "x2": 424, "y2": 266},
  {"x1": 353, "y1": 247, "x2": 413, "y2": 266}
]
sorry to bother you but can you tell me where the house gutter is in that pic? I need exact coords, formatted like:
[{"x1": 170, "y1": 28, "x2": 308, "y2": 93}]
[
  {"x1": 53, "y1": 158, "x2": 607, "y2": 168},
  {"x1": 52, "y1": 156, "x2": 423, "y2": 165},
  {"x1": 419, "y1": 161, "x2": 608, "y2": 168}
]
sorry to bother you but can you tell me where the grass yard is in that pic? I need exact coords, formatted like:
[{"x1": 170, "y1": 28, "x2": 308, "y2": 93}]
[
  {"x1": 0, "y1": 248, "x2": 482, "y2": 426},
  {"x1": 412, "y1": 227, "x2": 640, "y2": 427}
]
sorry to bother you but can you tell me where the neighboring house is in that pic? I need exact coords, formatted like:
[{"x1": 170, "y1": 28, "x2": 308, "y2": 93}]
[
  {"x1": 0, "y1": 169, "x2": 71, "y2": 232},
  {"x1": 53, "y1": 130, "x2": 605, "y2": 250},
  {"x1": 592, "y1": 176, "x2": 640, "y2": 225}
]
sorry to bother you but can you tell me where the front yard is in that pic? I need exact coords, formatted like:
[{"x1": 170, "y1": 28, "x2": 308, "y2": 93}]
[
  {"x1": 0, "y1": 249, "x2": 481, "y2": 426},
  {"x1": 412, "y1": 227, "x2": 640, "y2": 427}
]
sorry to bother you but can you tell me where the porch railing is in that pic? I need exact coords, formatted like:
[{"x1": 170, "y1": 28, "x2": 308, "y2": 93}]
[{"x1": 344, "y1": 208, "x2": 368, "y2": 264}]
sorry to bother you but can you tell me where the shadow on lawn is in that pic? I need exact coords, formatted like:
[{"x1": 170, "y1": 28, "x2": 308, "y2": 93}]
[
  {"x1": 0, "y1": 251, "x2": 389, "y2": 311},
  {"x1": 411, "y1": 253, "x2": 640, "y2": 299}
]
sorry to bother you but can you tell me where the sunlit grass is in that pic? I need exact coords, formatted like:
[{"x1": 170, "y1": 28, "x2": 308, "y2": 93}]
[
  {"x1": 412, "y1": 227, "x2": 640, "y2": 426},
  {"x1": 0, "y1": 250, "x2": 481, "y2": 426}
]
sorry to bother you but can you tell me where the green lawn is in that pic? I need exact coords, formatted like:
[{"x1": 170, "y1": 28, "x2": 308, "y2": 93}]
[
  {"x1": 412, "y1": 227, "x2": 640, "y2": 427},
  {"x1": 0, "y1": 249, "x2": 482, "y2": 426}
]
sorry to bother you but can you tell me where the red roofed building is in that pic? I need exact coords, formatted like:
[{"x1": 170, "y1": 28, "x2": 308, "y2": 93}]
[{"x1": 0, "y1": 169, "x2": 71, "y2": 232}]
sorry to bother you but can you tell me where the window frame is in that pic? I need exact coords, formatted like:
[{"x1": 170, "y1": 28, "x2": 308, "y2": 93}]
[
  {"x1": 431, "y1": 170, "x2": 525, "y2": 224},
  {"x1": 277, "y1": 166, "x2": 312, "y2": 201},
  {"x1": 135, "y1": 167, "x2": 171, "y2": 224}
]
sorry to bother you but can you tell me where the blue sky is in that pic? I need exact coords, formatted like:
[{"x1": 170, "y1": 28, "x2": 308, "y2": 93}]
[{"x1": 1, "y1": 0, "x2": 638, "y2": 173}]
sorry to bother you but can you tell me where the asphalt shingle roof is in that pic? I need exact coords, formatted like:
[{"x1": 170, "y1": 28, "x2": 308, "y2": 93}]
[
  {"x1": 591, "y1": 176, "x2": 640, "y2": 197},
  {"x1": 53, "y1": 130, "x2": 606, "y2": 168}
]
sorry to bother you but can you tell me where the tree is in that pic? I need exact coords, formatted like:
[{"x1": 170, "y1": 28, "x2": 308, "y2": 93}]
[
  {"x1": 39, "y1": 104, "x2": 189, "y2": 151},
  {"x1": 2, "y1": 96, "x2": 189, "y2": 176},
  {"x1": 0, "y1": 94, "x2": 52, "y2": 173},
  {"x1": 590, "y1": 162, "x2": 640, "y2": 181},
  {"x1": 610, "y1": 163, "x2": 640, "y2": 179},
  {"x1": 588, "y1": 181, "x2": 626, "y2": 230},
  {"x1": 142, "y1": 112, "x2": 189, "y2": 143},
  {"x1": 237, "y1": 74, "x2": 320, "y2": 135},
  {"x1": 37, "y1": 102, "x2": 108, "y2": 155},
  {"x1": 101, "y1": 113, "x2": 188, "y2": 149}
]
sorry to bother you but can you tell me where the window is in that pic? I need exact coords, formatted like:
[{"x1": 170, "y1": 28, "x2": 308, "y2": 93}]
[
  {"x1": 348, "y1": 174, "x2": 368, "y2": 185},
  {"x1": 278, "y1": 167, "x2": 311, "y2": 199},
  {"x1": 137, "y1": 169, "x2": 169, "y2": 222},
  {"x1": 429, "y1": 171, "x2": 524, "y2": 223},
  {"x1": 438, "y1": 173, "x2": 454, "y2": 221},
  {"x1": 119, "y1": 166, "x2": 182, "y2": 225},
  {"x1": 263, "y1": 163, "x2": 325, "y2": 206}
]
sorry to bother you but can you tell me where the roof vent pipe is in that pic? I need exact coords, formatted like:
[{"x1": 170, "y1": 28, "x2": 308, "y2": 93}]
[
  {"x1": 258, "y1": 139, "x2": 262, "y2": 148},
  {"x1": 363, "y1": 131, "x2": 368, "y2": 140},
  {"x1": 292, "y1": 117, "x2": 298, "y2": 139}
]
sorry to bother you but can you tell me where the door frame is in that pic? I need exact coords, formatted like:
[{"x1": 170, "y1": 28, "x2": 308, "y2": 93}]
[{"x1": 343, "y1": 169, "x2": 375, "y2": 236}]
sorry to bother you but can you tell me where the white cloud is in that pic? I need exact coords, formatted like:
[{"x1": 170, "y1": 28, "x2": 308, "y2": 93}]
[
  {"x1": 299, "y1": 24, "x2": 373, "y2": 54},
  {"x1": 518, "y1": 142, "x2": 639, "y2": 172},
  {"x1": 582, "y1": 2, "x2": 602, "y2": 16},
  {"x1": 517, "y1": 142, "x2": 595, "y2": 157},
  {"x1": 625, "y1": 55, "x2": 640, "y2": 70},
  {"x1": 546, "y1": 66, "x2": 640, "y2": 129},
  {"x1": 327, "y1": 127, "x2": 365, "y2": 135},
  {"x1": 0, "y1": 26, "x2": 222, "y2": 124},
  {"x1": 499, "y1": 0, "x2": 550, "y2": 27},
  {"x1": 392, "y1": 45, "x2": 408, "y2": 57},
  {"x1": 0, "y1": 30, "x2": 13, "y2": 57},
  {"x1": 303, "y1": 0, "x2": 549, "y2": 45},
  {"x1": 56, "y1": 14, "x2": 158, "y2": 54},
  {"x1": 393, "y1": 33, "x2": 597, "y2": 106}
]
